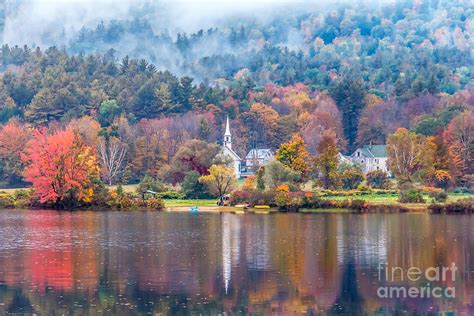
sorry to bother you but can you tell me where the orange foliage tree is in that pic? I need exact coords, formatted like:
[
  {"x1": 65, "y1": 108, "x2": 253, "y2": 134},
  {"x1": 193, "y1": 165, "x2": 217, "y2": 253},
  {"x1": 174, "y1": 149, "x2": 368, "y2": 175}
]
[
  {"x1": 443, "y1": 110, "x2": 473, "y2": 179},
  {"x1": 22, "y1": 128, "x2": 100, "y2": 205},
  {"x1": 275, "y1": 134, "x2": 310, "y2": 178}
]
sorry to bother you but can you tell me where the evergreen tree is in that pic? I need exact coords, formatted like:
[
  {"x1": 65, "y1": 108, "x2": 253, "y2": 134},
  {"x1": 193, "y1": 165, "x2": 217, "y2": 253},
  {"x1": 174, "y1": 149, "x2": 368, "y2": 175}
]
[{"x1": 330, "y1": 76, "x2": 366, "y2": 152}]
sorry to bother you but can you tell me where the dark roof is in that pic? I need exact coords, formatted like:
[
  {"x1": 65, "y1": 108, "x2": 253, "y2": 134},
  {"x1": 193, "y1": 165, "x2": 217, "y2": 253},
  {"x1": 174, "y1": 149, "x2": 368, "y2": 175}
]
[{"x1": 354, "y1": 145, "x2": 387, "y2": 158}]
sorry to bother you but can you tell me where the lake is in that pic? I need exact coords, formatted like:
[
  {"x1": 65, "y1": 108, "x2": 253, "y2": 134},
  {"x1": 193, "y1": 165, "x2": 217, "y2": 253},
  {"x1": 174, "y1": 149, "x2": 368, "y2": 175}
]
[{"x1": 0, "y1": 210, "x2": 472, "y2": 314}]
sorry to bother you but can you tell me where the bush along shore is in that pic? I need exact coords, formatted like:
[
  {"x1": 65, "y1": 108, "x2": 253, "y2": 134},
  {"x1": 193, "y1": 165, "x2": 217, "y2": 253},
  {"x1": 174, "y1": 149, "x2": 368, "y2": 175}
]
[
  {"x1": 230, "y1": 186, "x2": 474, "y2": 214},
  {"x1": 0, "y1": 185, "x2": 472, "y2": 213},
  {"x1": 0, "y1": 186, "x2": 165, "y2": 211}
]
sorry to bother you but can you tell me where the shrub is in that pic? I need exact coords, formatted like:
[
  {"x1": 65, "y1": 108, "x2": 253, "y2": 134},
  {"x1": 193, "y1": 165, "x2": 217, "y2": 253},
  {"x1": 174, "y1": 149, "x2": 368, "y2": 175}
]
[
  {"x1": 349, "y1": 199, "x2": 369, "y2": 212},
  {"x1": 144, "y1": 197, "x2": 165, "y2": 210},
  {"x1": 109, "y1": 188, "x2": 136, "y2": 209},
  {"x1": 453, "y1": 187, "x2": 471, "y2": 194},
  {"x1": 399, "y1": 188, "x2": 425, "y2": 203},
  {"x1": 230, "y1": 189, "x2": 275, "y2": 207},
  {"x1": 264, "y1": 160, "x2": 301, "y2": 189},
  {"x1": 301, "y1": 193, "x2": 323, "y2": 208},
  {"x1": 429, "y1": 191, "x2": 448, "y2": 203},
  {"x1": 256, "y1": 167, "x2": 265, "y2": 191},
  {"x1": 275, "y1": 185, "x2": 290, "y2": 209},
  {"x1": 137, "y1": 175, "x2": 166, "y2": 194},
  {"x1": 429, "y1": 198, "x2": 474, "y2": 214},
  {"x1": 156, "y1": 191, "x2": 186, "y2": 199},
  {"x1": 366, "y1": 170, "x2": 389, "y2": 189},
  {"x1": 339, "y1": 164, "x2": 365, "y2": 190},
  {"x1": 0, "y1": 193, "x2": 14, "y2": 208},
  {"x1": 13, "y1": 189, "x2": 33, "y2": 208},
  {"x1": 181, "y1": 171, "x2": 211, "y2": 199},
  {"x1": 109, "y1": 188, "x2": 165, "y2": 210}
]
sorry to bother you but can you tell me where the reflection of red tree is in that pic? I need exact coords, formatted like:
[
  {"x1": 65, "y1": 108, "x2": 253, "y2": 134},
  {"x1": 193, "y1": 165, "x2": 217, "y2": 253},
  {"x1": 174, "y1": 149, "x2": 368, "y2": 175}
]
[{"x1": 26, "y1": 211, "x2": 74, "y2": 293}]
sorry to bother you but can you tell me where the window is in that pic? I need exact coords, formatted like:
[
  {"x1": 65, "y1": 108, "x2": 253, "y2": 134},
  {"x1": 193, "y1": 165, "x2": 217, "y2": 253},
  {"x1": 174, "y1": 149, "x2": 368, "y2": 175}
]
[
  {"x1": 375, "y1": 159, "x2": 378, "y2": 163},
  {"x1": 357, "y1": 152, "x2": 360, "y2": 157}
]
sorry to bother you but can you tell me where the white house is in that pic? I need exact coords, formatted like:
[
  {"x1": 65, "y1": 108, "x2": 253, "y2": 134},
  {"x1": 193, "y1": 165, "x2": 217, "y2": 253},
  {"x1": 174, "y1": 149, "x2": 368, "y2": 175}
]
[
  {"x1": 221, "y1": 116, "x2": 242, "y2": 178},
  {"x1": 349, "y1": 144, "x2": 389, "y2": 174},
  {"x1": 245, "y1": 149, "x2": 274, "y2": 171}
]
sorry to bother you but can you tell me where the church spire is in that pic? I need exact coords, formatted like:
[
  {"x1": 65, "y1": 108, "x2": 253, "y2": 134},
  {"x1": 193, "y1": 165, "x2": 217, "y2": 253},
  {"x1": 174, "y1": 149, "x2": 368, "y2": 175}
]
[
  {"x1": 224, "y1": 115, "x2": 232, "y2": 150},
  {"x1": 224, "y1": 115, "x2": 231, "y2": 136}
]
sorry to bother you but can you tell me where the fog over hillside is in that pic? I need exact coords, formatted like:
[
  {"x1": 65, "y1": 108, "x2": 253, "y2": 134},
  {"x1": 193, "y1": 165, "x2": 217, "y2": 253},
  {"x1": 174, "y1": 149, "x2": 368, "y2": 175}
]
[
  {"x1": 1, "y1": 0, "x2": 473, "y2": 82},
  {"x1": 2, "y1": 0, "x2": 409, "y2": 75}
]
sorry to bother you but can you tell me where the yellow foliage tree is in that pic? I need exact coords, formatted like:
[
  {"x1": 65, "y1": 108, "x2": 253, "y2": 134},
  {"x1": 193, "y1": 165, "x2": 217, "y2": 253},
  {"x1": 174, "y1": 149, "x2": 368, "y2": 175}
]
[
  {"x1": 199, "y1": 165, "x2": 237, "y2": 197},
  {"x1": 387, "y1": 128, "x2": 436, "y2": 184}
]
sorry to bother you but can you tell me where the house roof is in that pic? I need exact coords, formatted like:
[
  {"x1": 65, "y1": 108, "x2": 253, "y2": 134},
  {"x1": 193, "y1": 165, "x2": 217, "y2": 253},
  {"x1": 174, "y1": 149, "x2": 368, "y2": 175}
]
[
  {"x1": 356, "y1": 145, "x2": 387, "y2": 158},
  {"x1": 223, "y1": 145, "x2": 241, "y2": 161},
  {"x1": 338, "y1": 153, "x2": 352, "y2": 163},
  {"x1": 245, "y1": 149, "x2": 273, "y2": 160}
]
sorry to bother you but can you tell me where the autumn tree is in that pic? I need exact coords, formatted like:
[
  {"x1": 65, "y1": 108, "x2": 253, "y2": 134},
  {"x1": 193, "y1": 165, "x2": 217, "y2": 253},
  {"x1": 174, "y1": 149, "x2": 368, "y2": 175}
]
[
  {"x1": 443, "y1": 110, "x2": 474, "y2": 178},
  {"x1": 68, "y1": 116, "x2": 101, "y2": 147},
  {"x1": 386, "y1": 128, "x2": 436, "y2": 184},
  {"x1": 275, "y1": 134, "x2": 310, "y2": 178},
  {"x1": 313, "y1": 134, "x2": 341, "y2": 189},
  {"x1": 97, "y1": 137, "x2": 128, "y2": 185},
  {"x1": 199, "y1": 164, "x2": 236, "y2": 197},
  {"x1": 240, "y1": 103, "x2": 280, "y2": 149},
  {"x1": 22, "y1": 128, "x2": 100, "y2": 206},
  {"x1": 356, "y1": 99, "x2": 403, "y2": 146},
  {"x1": 301, "y1": 93, "x2": 346, "y2": 154},
  {"x1": 167, "y1": 140, "x2": 223, "y2": 184},
  {"x1": 0, "y1": 118, "x2": 31, "y2": 186}
]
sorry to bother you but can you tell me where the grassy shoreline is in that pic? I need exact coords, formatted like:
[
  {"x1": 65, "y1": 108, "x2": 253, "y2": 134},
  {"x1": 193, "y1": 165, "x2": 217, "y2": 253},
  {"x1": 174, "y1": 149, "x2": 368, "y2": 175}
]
[{"x1": 0, "y1": 186, "x2": 472, "y2": 213}]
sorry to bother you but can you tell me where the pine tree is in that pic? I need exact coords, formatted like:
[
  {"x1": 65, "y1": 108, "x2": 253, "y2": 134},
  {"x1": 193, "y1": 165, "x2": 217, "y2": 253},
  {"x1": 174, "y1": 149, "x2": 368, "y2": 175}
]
[{"x1": 330, "y1": 76, "x2": 366, "y2": 152}]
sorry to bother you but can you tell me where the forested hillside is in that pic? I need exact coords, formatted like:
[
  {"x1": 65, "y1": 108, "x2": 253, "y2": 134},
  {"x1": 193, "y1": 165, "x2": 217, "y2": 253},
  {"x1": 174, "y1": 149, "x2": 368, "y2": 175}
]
[{"x1": 0, "y1": 0, "x2": 472, "y2": 192}]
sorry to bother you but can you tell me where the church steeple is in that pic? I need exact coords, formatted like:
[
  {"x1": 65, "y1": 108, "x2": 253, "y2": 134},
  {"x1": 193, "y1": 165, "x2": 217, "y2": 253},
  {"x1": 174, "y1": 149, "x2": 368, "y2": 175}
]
[{"x1": 224, "y1": 116, "x2": 232, "y2": 150}]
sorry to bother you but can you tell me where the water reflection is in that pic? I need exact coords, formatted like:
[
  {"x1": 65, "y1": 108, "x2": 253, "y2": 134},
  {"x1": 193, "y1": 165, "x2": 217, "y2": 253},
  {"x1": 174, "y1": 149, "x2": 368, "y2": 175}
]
[{"x1": 0, "y1": 211, "x2": 473, "y2": 314}]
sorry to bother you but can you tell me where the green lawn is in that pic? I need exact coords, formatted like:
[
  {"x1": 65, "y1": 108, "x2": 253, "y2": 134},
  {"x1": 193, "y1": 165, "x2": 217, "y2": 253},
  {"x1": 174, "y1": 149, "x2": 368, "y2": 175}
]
[
  {"x1": 1, "y1": 185, "x2": 471, "y2": 209},
  {"x1": 108, "y1": 184, "x2": 139, "y2": 193},
  {"x1": 164, "y1": 199, "x2": 216, "y2": 207},
  {"x1": 320, "y1": 193, "x2": 472, "y2": 204}
]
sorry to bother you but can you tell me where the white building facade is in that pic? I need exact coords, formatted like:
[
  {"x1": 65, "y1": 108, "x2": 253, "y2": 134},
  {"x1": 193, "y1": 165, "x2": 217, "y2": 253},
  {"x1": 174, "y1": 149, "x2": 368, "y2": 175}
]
[{"x1": 349, "y1": 145, "x2": 389, "y2": 174}]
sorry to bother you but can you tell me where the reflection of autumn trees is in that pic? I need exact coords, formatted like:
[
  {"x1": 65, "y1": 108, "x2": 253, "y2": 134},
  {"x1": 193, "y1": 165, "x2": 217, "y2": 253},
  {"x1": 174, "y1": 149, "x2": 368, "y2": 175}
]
[{"x1": 1, "y1": 212, "x2": 474, "y2": 314}]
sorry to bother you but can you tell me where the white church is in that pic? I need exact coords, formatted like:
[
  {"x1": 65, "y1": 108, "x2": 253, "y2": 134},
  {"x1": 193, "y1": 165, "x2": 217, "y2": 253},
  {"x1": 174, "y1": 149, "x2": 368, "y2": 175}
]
[{"x1": 221, "y1": 116, "x2": 274, "y2": 178}]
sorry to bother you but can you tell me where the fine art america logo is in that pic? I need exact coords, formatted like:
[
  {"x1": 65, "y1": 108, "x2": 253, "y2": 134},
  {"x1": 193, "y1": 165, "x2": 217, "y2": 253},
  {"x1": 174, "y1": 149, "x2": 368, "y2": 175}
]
[{"x1": 377, "y1": 263, "x2": 457, "y2": 299}]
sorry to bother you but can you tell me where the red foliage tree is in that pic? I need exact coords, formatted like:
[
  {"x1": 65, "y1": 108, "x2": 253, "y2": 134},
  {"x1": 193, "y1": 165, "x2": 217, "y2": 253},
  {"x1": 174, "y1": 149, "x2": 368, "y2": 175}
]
[{"x1": 22, "y1": 128, "x2": 99, "y2": 205}]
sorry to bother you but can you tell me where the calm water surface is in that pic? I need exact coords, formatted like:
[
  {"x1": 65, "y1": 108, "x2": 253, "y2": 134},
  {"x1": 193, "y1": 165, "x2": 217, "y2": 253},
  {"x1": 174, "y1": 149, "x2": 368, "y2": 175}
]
[{"x1": 0, "y1": 210, "x2": 473, "y2": 315}]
